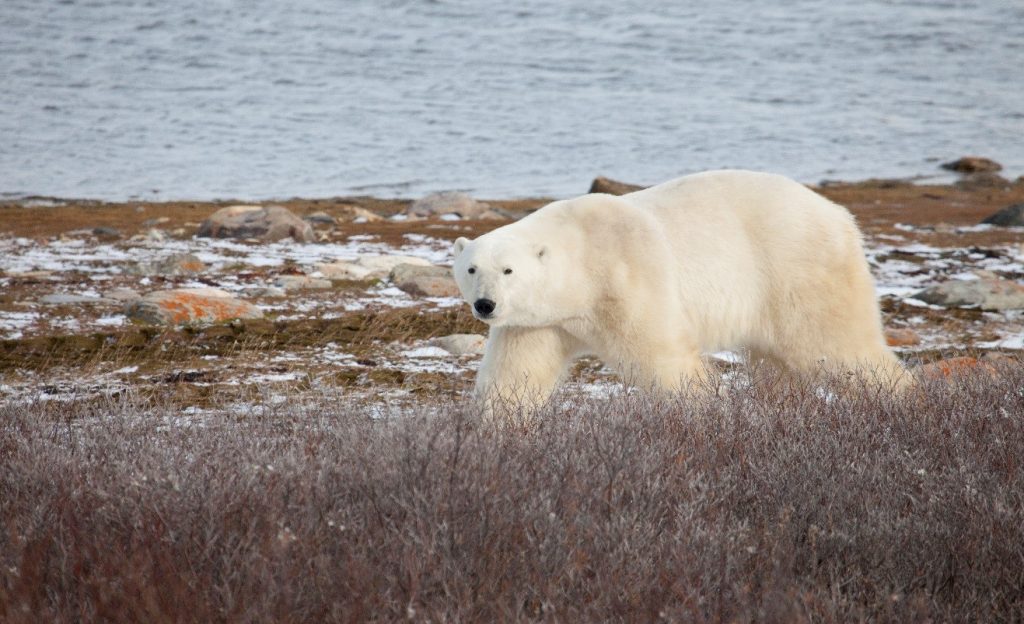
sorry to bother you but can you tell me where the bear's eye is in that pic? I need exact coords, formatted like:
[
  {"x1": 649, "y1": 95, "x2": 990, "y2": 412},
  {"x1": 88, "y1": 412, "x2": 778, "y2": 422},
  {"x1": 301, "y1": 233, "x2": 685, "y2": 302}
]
[
  {"x1": 503, "y1": 268, "x2": 513, "y2": 275},
  {"x1": 468, "y1": 267, "x2": 476, "y2": 274}
]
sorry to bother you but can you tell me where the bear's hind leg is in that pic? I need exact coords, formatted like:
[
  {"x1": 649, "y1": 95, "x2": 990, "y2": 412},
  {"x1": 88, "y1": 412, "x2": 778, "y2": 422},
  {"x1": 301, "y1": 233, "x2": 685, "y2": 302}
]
[{"x1": 475, "y1": 325, "x2": 582, "y2": 423}]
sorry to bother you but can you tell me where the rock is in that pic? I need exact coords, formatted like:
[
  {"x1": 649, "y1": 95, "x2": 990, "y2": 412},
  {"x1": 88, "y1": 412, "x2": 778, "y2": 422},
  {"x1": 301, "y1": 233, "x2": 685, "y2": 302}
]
[
  {"x1": 316, "y1": 255, "x2": 431, "y2": 281},
  {"x1": 953, "y1": 172, "x2": 1010, "y2": 190},
  {"x1": 142, "y1": 217, "x2": 170, "y2": 227},
  {"x1": 981, "y1": 203, "x2": 1024, "y2": 227},
  {"x1": 8, "y1": 270, "x2": 54, "y2": 281},
  {"x1": 429, "y1": 334, "x2": 487, "y2": 355},
  {"x1": 390, "y1": 264, "x2": 460, "y2": 297},
  {"x1": 304, "y1": 211, "x2": 337, "y2": 226},
  {"x1": 408, "y1": 192, "x2": 489, "y2": 219},
  {"x1": 197, "y1": 205, "x2": 314, "y2": 242},
  {"x1": 589, "y1": 176, "x2": 644, "y2": 195},
  {"x1": 92, "y1": 226, "x2": 121, "y2": 239},
  {"x1": 128, "y1": 253, "x2": 205, "y2": 276},
  {"x1": 251, "y1": 286, "x2": 287, "y2": 298},
  {"x1": 884, "y1": 327, "x2": 921, "y2": 347},
  {"x1": 141, "y1": 228, "x2": 167, "y2": 242},
  {"x1": 39, "y1": 293, "x2": 104, "y2": 305},
  {"x1": 105, "y1": 287, "x2": 141, "y2": 302},
  {"x1": 273, "y1": 275, "x2": 332, "y2": 290},
  {"x1": 940, "y1": 156, "x2": 1002, "y2": 173},
  {"x1": 919, "y1": 356, "x2": 996, "y2": 380},
  {"x1": 125, "y1": 288, "x2": 263, "y2": 325},
  {"x1": 912, "y1": 277, "x2": 1024, "y2": 311},
  {"x1": 478, "y1": 208, "x2": 514, "y2": 220},
  {"x1": 338, "y1": 205, "x2": 384, "y2": 222}
]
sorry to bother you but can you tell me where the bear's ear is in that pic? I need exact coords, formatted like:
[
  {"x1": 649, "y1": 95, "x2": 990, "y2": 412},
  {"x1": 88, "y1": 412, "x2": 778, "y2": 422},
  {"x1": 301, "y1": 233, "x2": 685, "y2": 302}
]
[{"x1": 454, "y1": 237, "x2": 470, "y2": 256}]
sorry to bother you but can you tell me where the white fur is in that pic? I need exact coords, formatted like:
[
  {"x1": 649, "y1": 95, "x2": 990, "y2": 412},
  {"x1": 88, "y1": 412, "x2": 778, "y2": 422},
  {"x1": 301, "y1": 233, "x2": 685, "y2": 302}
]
[{"x1": 453, "y1": 170, "x2": 906, "y2": 419}]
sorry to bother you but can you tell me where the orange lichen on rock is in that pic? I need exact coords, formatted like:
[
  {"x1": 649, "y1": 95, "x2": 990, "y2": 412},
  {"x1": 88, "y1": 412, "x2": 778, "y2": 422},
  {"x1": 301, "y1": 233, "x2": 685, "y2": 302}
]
[
  {"x1": 885, "y1": 327, "x2": 921, "y2": 347},
  {"x1": 918, "y1": 356, "x2": 996, "y2": 380},
  {"x1": 125, "y1": 288, "x2": 263, "y2": 325}
]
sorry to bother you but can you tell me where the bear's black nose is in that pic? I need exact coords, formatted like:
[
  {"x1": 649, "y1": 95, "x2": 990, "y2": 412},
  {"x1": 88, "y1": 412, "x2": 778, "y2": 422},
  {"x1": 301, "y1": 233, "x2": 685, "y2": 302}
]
[{"x1": 474, "y1": 298, "x2": 496, "y2": 316}]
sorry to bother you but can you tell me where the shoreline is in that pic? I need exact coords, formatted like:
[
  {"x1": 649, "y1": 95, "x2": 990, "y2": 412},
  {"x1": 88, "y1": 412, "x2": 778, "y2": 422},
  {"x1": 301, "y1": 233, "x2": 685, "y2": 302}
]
[{"x1": 1, "y1": 174, "x2": 1023, "y2": 408}]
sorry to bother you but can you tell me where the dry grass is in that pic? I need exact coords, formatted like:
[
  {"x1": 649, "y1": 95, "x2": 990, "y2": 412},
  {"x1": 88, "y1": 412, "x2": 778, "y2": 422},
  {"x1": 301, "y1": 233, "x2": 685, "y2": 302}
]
[
  {"x1": 0, "y1": 306, "x2": 487, "y2": 374},
  {"x1": 2, "y1": 367, "x2": 1023, "y2": 622}
]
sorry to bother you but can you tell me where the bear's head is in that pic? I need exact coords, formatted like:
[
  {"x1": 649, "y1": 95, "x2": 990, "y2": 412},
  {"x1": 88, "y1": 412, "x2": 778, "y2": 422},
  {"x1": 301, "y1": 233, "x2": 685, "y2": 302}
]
[{"x1": 452, "y1": 233, "x2": 551, "y2": 327}]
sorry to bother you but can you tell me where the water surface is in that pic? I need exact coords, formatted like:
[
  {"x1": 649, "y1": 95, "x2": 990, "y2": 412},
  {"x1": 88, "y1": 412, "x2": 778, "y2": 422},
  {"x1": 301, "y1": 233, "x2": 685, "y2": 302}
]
[{"x1": 2, "y1": 0, "x2": 1022, "y2": 200}]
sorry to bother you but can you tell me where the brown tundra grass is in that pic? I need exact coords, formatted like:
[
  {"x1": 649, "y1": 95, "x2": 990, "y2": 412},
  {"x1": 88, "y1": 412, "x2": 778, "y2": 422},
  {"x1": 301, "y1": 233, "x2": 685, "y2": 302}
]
[{"x1": 1, "y1": 367, "x2": 1023, "y2": 623}]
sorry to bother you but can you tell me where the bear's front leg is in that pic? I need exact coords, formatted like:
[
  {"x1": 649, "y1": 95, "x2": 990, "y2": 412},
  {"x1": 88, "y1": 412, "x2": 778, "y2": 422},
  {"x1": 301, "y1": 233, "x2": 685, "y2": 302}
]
[{"x1": 475, "y1": 325, "x2": 581, "y2": 424}]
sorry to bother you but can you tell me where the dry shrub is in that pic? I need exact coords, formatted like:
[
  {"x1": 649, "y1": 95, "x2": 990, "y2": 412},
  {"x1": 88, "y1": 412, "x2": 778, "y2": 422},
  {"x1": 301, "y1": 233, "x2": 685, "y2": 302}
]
[{"x1": 1, "y1": 367, "x2": 1023, "y2": 622}]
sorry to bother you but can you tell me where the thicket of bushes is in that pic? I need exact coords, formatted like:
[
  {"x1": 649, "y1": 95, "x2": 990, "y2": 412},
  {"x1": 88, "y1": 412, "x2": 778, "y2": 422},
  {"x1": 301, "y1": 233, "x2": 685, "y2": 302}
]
[{"x1": 2, "y1": 369, "x2": 1023, "y2": 622}]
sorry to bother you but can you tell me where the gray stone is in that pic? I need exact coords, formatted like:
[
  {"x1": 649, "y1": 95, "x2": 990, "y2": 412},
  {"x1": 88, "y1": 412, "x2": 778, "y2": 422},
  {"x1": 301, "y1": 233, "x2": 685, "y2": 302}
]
[
  {"x1": 390, "y1": 264, "x2": 460, "y2": 297},
  {"x1": 197, "y1": 205, "x2": 314, "y2": 242},
  {"x1": 409, "y1": 191, "x2": 489, "y2": 219},
  {"x1": 981, "y1": 203, "x2": 1024, "y2": 227},
  {"x1": 128, "y1": 253, "x2": 205, "y2": 276},
  {"x1": 39, "y1": 293, "x2": 104, "y2": 305},
  {"x1": 92, "y1": 226, "x2": 121, "y2": 238},
  {"x1": 125, "y1": 287, "x2": 263, "y2": 325},
  {"x1": 273, "y1": 275, "x2": 332, "y2": 290},
  {"x1": 912, "y1": 278, "x2": 1024, "y2": 311},
  {"x1": 317, "y1": 255, "x2": 431, "y2": 281},
  {"x1": 429, "y1": 334, "x2": 486, "y2": 355},
  {"x1": 105, "y1": 287, "x2": 142, "y2": 302}
]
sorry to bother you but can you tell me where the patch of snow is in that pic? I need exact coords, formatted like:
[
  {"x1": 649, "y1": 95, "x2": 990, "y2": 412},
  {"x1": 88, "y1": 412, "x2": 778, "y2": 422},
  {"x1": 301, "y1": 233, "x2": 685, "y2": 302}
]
[
  {"x1": 401, "y1": 346, "x2": 451, "y2": 358},
  {"x1": 976, "y1": 333, "x2": 1024, "y2": 350}
]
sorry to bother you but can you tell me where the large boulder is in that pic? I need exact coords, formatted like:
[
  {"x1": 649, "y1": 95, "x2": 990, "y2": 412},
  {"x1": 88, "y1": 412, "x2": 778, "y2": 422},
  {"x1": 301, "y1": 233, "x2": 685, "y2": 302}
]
[
  {"x1": 981, "y1": 203, "x2": 1024, "y2": 227},
  {"x1": 125, "y1": 288, "x2": 263, "y2": 325},
  {"x1": 408, "y1": 192, "x2": 489, "y2": 219},
  {"x1": 316, "y1": 255, "x2": 431, "y2": 281},
  {"x1": 912, "y1": 277, "x2": 1024, "y2": 311},
  {"x1": 197, "y1": 205, "x2": 314, "y2": 242},
  {"x1": 589, "y1": 176, "x2": 645, "y2": 195},
  {"x1": 940, "y1": 156, "x2": 1002, "y2": 173},
  {"x1": 390, "y1": 264, "x2": 460, "y2": 297}
]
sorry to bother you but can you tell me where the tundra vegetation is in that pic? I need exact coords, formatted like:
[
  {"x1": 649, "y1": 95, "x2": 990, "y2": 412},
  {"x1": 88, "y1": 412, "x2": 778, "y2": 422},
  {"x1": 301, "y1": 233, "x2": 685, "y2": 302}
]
[{"x1": 1, "y1": 177, "x2": 1023, "y2": 621}]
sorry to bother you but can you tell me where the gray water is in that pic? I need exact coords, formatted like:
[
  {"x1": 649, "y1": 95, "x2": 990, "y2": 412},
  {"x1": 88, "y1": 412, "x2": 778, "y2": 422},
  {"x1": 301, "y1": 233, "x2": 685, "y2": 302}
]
[{"x1": 2, "y1": 0, "x2": 1023, "y2": 201}]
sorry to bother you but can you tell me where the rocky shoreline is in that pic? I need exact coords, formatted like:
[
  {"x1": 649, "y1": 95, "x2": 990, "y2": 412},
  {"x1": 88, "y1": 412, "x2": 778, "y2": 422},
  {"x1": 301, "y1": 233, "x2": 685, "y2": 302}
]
[{"x1": 2, "y1": 172, "x2": 1023, "y2": 408}]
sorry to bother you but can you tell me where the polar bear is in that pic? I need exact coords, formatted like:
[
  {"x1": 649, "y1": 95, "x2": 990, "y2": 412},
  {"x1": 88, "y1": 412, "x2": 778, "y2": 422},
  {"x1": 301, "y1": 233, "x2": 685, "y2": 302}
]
[{"x1": 452, "y1": 170, "x2": 906, "y2": 418}]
